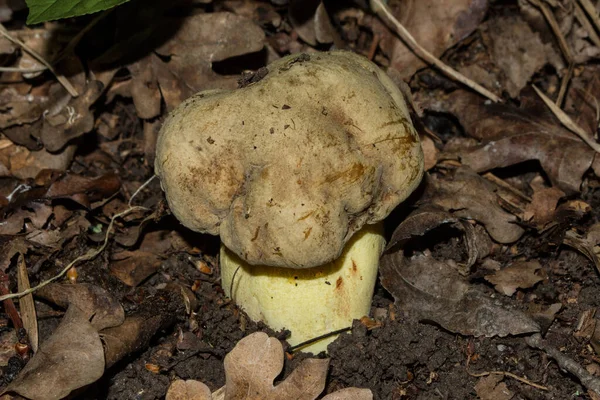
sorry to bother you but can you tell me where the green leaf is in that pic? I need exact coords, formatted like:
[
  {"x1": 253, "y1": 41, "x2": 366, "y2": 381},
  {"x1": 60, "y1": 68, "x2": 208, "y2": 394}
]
[{"x1": 25, "y1": 0, "x2": 130, "y2": 24}]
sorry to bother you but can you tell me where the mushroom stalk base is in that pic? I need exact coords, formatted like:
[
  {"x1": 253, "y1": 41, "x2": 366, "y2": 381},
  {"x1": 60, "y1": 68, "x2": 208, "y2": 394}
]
[{"x1": 220, "y1": 224, "x2": 385, "y2": 354}]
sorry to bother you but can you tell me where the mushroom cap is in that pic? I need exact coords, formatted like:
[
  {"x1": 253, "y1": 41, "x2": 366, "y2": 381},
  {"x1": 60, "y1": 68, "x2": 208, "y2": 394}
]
[{"x1": 155, "y1": 51, "x2": 423, "y2": 268}]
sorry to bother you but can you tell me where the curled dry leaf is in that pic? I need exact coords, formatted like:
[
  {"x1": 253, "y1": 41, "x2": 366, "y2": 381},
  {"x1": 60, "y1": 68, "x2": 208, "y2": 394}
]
[
  {"x1": 3, "y1": 306, "x2": 105, "y2": 400},
  {"x1": 484, "y1": 261, "x2": 544, "y2": 296},
  {"x1": 379, "y1": 0, "x2": 488, "y2": 79},
  {"x1": 381, "y1": 207, "x2": 539, "y2": 337}
]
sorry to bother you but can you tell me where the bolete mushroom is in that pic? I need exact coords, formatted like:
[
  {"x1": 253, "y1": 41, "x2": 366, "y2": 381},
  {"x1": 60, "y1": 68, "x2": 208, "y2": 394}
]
[{"x1": 155, "y1": 51, "x2": 423, "y2": 353}]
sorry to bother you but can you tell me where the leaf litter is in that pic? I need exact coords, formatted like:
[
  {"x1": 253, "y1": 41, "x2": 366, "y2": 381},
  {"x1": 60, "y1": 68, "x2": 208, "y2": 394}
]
[{"x1": 0, "y1": 0, "x2": 600, "y2": 399}]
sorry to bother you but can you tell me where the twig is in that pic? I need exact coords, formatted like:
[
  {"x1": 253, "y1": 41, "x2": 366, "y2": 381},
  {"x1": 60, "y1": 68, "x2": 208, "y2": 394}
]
[
  {"x1": 532, "y1": 85, "x2": 600, "y2": 153},
  {"x1": 369, "y1": 0, "x2": 501, "y2": 103},
  {"x1": 17, "y1": 254, "x2": 38, "y2": 353},
  {"x1": 578, "y1": 0, "x2": 600, "y2": 36},
  {"x1": 287, "y1": 326, "x2": 352, "y2": 353},
  {"x1": 128, "y1": 174, "x2": 157, "y2": 206},
  {"x1": 527, "y1": 0, "x2": 574, "y2": 106},
  {"x1": 0, "y1": 206, "x2": 147, "y2": 302},
  {"x1": 526, "y1": 333, "x2": 600, "y2": 395},
  {"x1": 468, "y1": 369, "x2": 548, "y2": 391},
  {"x1": 0, "y1": 24, "x2": 78, "y2": 97},
  {"x1": 0, "y1": 175, "x2": 157, "y2": 302},
  {"x1": 574, "y1": 1, "x2": 600, "y2": 48},
  {"x1": 0, "y1": 66, "x2": 47, "y2": 73}
]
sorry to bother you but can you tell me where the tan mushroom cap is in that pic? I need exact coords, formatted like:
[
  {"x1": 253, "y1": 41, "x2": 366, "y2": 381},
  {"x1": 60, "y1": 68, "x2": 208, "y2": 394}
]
[{"x1": 155, "y1": 51, "x2": 423, "y2": 268}]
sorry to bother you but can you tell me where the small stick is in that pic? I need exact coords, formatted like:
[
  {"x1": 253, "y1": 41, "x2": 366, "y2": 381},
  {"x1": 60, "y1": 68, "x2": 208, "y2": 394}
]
[
  {"x1": 526, "y1": 333, "x2": 600, "y2": 395},
  {"x1": 287, "y1": 326, "x2": 352, "y2": 352},
  {"x1": 574, "y1": 1, "x2": 600, "y2": 48},
  {"x1": 0, "y1": 176, "x2": 156, "y2": 302},
  {"x1": 578, "y1": 0, "x2": 600, "y2": 36},
  {"x1": 0, "y1": 23, "x2": 78, "y2": 97},
  {"x1": 527, "y1": 0, "x2": 573, "y2": 106},
  {"x1": 533, "y1": 85, "x2": 600, "y2": 153},
  {"x1": 468, "y1": 369, "x2": 548, "y2": 391},
  {"x1": 369, "y1": 0, "x2": 501, "y2": 103}
]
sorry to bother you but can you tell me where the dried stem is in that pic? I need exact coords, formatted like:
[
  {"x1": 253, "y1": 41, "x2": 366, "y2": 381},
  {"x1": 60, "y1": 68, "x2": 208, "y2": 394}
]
[{"x1": 369, "y1": 0, "x2": 501, "y2": 103}]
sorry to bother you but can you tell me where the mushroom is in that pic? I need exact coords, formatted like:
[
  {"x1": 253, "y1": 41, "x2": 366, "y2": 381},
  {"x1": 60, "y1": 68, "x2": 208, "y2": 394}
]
[{"x1": 155, "y1": 51, "x2": 424, "y2": 353}]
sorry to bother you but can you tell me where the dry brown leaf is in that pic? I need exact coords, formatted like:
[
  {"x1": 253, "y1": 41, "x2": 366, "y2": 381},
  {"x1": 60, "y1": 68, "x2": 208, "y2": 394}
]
[
  {"x1": 101, "y1": 314, "x2": 165, "y2": 368},
  {"x1": 485, "y1": 15, "x2": 553, "y2": 98},
  {"x1": 0, "y1": 138, "x2": 76, "y2": 180},
  {"x1": 166, "y1": 379, "x2": 211, "y2": 400},
  {"x1": 109, "y1": 250, "x2": 162, "y2": 287},
  {"x1": 430, "y1": 90, "x2": 595, "y2": 193},
  {"x1": 36, "y1": 283, "x2": 124, "y2": 331},
  {"x1": 522, "y1": 185, "x2": 565, "y2": 229},
  {"x1": 565, "y1": 66, "x2": 600, "y2": 140},
  {"x1": 379, "y1": 0, "x2": 488, "y2": 79},
  {"x1": 381, "y1": 207, "x2": 539, "y2": 337},
  {"x1": 111, "y1": 12, "x2": 265, "y2": 116},
  {"x1": 474, "y1": 374, "x2": 513, "y2": 400},
  {"x1": 563, "y1": 223, "x2": 600, "y2": 274},
  {"x1": 3, "y1": 305, "x2": 105, "y2": 400},
  {"x1": 423, "y1": 168, "x2": 525, "y2": 244},
  {"x1": 224, "y1": 332, "x2": 328, "y2": 399},
  {"x1": 485, "y1": 261, "x2": 544, "y2": 296},
  {"x1": 168, "y1": 332, "x2": 372, "y2": 400}
]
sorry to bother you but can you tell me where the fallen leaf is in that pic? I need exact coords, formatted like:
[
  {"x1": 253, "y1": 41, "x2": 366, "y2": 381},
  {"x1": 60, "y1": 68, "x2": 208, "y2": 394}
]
[
  {"x1": 109, "y1": 250, "x2": 162, "y2": 287},
  {"x1": 289, "y1": 0, "x2": 336, "y2": 46},
  {"x1": 166, "y1": 380, "x2": 211, "y2": 400},
  {"x1": 381, "y1": 210, "x2": 539, "y2": 337},
  {"x1": 224, "y1": 332, "x2": 372, "y2": 400},
  {"x1": 101, "y1": 314, "x2": 165, "y2": 368},
  {"x1": 423, "y1": 168, "x2": 525, "y2": 244},
  {"x1": 565, "y1": 66, "x2": 600, "y2": 140},
  {"x1": 36, "y1": 283, "x2": 124, "y2": 330},
  {"x1": 379, "y1": 0, "x2": 488, "y2": 79},
  {"x1": 430, "y1": 90, "x2": 595, "y2": 193},
  {"x1": 522, "y1": 183, "x2": 565, "y2": 229},
  {"x1": 4, "y1": 306, "x2": 105, "y2": 400},
  {"x1": 106, "y1": 11, "x2": 266, "y2": 115},
  {"x1": 321, "y1": 388, "x2": 373, "y2": 400},
  {"x1": 563, "y1": 223, "x2": 600, "y2": 274},
  {"x1": 485, "y1": 15, "x2": 553, "y2": 98},
  {"x1": 474, "y1": 374, "x2": 513, "y2": 400},
  {"x1": 485, "y1": 261, "x2": 544, "y2": 296},
  {"x1": 0, "y1": 139, "x2": 76, "y2": 180}
]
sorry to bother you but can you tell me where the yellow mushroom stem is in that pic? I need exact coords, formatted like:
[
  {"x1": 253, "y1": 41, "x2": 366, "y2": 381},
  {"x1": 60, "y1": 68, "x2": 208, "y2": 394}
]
[{"x1": 220, "y1": 223, "x2": 385, "y2": 354}]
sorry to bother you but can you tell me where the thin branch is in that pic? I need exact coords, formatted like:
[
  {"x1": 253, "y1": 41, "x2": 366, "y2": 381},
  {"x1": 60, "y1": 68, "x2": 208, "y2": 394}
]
[
  {"x1": 0, "y1": 24, "x2": 78, "y2": 97},
  {"x1": 527, "y1": 333, "x2": 600, "y2": 395},
  {"x1": 574, "y1": 1, "x2": 600, "y2": 48},
  {"x1": 533, "y1": 85, "x2": 600, "y2": 153},
  {"x1": 0, "y1": 66, "x2": 47, "y2": 73},
  {"x1": 468, "y1": 369, "x2": 548, "y2": 391},
  {"x1": 578, "y1": 0, "x2": 600, "y2": 36},
  {"x1": 0, "y1": 175, "x2": 157, "y2": 302},
  {"x1": 369, "y1": 0, "x2": 501, "y2": 103},
  {"x1": 527, "y1": 0, "x2": 573, "y2": 106}
]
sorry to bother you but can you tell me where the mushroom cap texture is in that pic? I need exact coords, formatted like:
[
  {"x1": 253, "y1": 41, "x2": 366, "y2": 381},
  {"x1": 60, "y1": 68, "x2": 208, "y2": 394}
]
[{"x1": 155, "y1": 51, "x2": 424, "y2": 268}]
